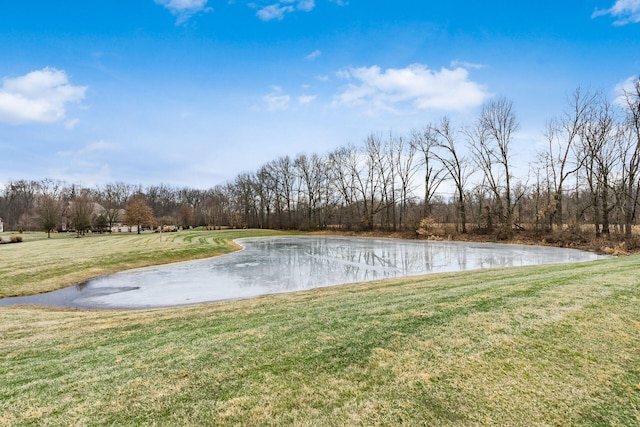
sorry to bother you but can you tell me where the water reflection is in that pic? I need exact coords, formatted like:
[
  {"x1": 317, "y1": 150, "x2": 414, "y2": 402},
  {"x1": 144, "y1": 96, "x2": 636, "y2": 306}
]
[{"x1": 0, "y1": 236, "x2": 608, "y2": 310}]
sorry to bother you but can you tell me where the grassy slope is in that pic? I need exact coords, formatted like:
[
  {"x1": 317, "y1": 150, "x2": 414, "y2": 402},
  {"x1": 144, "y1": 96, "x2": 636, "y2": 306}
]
[{"x1": 1, "y1": 230, "x2": 639, "y2": 425}]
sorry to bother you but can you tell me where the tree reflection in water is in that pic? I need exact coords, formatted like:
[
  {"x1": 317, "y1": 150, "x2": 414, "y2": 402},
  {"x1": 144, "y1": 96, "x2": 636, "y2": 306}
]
[{"x1": 0, "y1": 236, "x2": 608, "y2": 310}]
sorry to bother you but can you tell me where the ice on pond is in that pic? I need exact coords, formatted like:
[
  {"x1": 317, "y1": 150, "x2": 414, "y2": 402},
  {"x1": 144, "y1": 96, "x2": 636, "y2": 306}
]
[{"x1": 0, "y1": 236, "x2": 609, "y2": 310}]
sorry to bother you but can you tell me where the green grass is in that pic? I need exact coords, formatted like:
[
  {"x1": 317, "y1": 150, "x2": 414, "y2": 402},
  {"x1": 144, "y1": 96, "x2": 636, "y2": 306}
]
[{"x1": 1, "y1": 229, "x2": 639, "y2": 425}]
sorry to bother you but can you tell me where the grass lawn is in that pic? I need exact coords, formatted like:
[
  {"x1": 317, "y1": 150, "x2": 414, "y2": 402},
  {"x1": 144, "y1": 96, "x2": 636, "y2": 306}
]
[{"x1": 1, "y1": 229, "x2": 639, "y2": 425}]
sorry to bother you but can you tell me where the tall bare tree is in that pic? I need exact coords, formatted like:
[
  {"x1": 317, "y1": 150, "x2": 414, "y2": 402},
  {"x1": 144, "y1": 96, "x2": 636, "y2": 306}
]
[
  {"x1": 37, "y1": 195, "x2": 61, "y2": 238},
  {"x1": 328, "y1": 145, "x2": 361, "y2": 229},
  {"x1": 433, "y1": 116, "x2": 472, "y2": 233},
  {"x1": 69, "y1": 193, "x2": 93, "y2": 236},
  {"x1": 98, "y1": 182, "x2": 133, "y2": 230},
  {"x1": 478, "y1": 97, "x2": 519, "y2": 233},
  {"x1": 411, "y1": 125, "x2": 445, "y2": 218},
  {"x1": 394, "y1": 134, "x2": 418, "y2": 230},
  {"x1": 362, "y1": 134, "x2": 389, "y2": 230},
  {"x1": 619, "y1": 77, "x2": 640, "y2": 238},
  {"x1": 541, "y1": 88, "x2": 594, "y2": 230},
  {"x1": 466, "y1": 120, "x2": 501, "y2": 232},
  {"x1": 580, "y1": 94, "x2": 620, "y2": 236}
]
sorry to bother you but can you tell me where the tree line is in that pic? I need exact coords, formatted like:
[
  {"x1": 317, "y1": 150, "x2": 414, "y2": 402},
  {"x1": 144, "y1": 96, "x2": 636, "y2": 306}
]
[{"x1": 1, "y1": 79, "x2": 639, "y2": 241}]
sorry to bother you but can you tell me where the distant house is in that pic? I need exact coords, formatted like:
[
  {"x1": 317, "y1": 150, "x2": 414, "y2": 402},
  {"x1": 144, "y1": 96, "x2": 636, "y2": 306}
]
[
  {"x1": 58, "y1": 202, "x2": 154, "y2": 234},
  {"x1": 60, "y1": 201, "x2": 108, "y2": 232}
]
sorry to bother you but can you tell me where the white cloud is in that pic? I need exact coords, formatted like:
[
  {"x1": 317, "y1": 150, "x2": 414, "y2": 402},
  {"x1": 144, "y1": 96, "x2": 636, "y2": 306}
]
[
  {"x1": 256, "y1": 0, "x2": 315, "y2": 21},
  {"x1": 306, "y1": 50, "x2": 322, "y2": 61},
  {"x1": 333, "y1": 64, "x2": 490, "y2": 113},
  {"x1": 297, "y1": 0, "x2": 315, "y2": 12},
  {"x1": 593, "y1": 0, "x2": 640, "y2": 25},
  {"x1": 263, "y1": 87, "x2": 291, "y2": 111},
  {"x1": 298, "y1": 95, "x2": 316, "y2": 105},
  {"x1": 65, "y1": 119, "x2": 80, "y2": 130},
  {"x1": 57, "y1": 140, "x2": 119, "y2": 158},
  {"x1": 0, "y1": 67, "x2": 87, "y2": 125},
  {"x1": 81, "y1": 140, "x2": 119, "y2": 154},
  {"x1": 614, "y1": 75, "x2": 640, "y2": 106},
  {"x1": 450, "y1": 60, "x2": 486, "y2": 70},
  {"x1": 155, "y1": 0, "x2": 212, "y2": 24},
  {"x1": 257, "y1": 3, "x2": 294, "y2": 20}
]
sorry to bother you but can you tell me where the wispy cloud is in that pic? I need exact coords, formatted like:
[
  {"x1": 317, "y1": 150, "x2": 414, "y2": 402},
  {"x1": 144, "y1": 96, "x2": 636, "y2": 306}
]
[
  {"x1": 298, "y1": 95, "x2": 316, "y2": 105},
  {"x1": 263, "y1": 86, "x2": 291, "y2": 110},
  {"x1": 333, "y1": 64, "x2": 490, "y2": 113},
  {"x1": 53, "y1": 140, "x2": 118, "y2": 185},
  {"x1": 614, "y1": 75, "x2": 640, "y2": 106},
  {"x1": 155, "y1": 0, "x2": 213, "y2": 24},
  {"x1": 57, "y1": 140, "x2": 119, "y2": 158},
  {"x1": 65, "y1": 118, "x2": 80, "y2": 130},
  {"x1": 593, "y1": 0, "x2": 640, "y2": 25},
  {"x1": 306, "y1": 50, "x2": 322, "y2": 61},
  {"x1": 297, "y1": 0, "x2": 315, "y2": 11},
  {"x1": 256, "y1": 0, "x2": 316, "y2": 21},
  {"x1": 0, "y1": 67, "x2": 87, "y2": 125},
  {"x1": 450, "y1": 60, "x2": 486, "y2": 70}
]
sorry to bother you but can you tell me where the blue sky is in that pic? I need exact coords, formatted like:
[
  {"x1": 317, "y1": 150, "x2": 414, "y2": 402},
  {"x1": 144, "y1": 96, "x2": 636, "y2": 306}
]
[{"x1": 0, "y1": 0, "x2": 639, "y2": 189}]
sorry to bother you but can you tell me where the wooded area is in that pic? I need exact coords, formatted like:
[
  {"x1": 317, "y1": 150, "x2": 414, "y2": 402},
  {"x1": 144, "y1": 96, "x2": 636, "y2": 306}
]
[{"x1": 2, "y1": 80, "x2": 639, "y2": 242}]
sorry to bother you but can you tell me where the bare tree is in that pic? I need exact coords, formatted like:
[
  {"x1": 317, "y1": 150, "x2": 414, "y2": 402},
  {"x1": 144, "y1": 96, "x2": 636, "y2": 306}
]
[
  {"x1": 146, "y1": 183, "x2": 178, "y2": 220},
  {"x1": 619, "y1": 77, "x2": 640, "y2": 238},
  {"x1": 466, "y1": 120, "x2": 501, "y2": 232},
  {"x1": 0, "y1": 180, "x2": 39, "y2": 230},
  {"x1": 272, "y1": 156, "x2": 297, "y2": 229},
  {"x1": 230, "y1": 173, "x2": 259, "y2": 228},
  {"x1": 178, "y1": 188, "x2": 205, "y2": 224},
  {"x1": 201, "y1": 186, "x2": 228, "y2": 229},
  {"x1": 433, "y1": 117, "x2": 472, "y2": 233},
  {"x1": 69, "y1": 193, "x2": 93, "y2": 236},
  {"x1": 478, "y1": 97, "x2": 519, "y2": 234},
  {"x1": 295, "y1": 153, "x2": 329, "y2": 230},
  {"x1": 98, "y1": 182, "x2": 133, "y2": 230},
  {"x1": 411, "y1": 125, "x2": 445, "y2": 218},
  {"x1": 362, "y1": 134, "x2": 389, "y2": 230},
  {"x1": 541, "y1": 88, "x2": 594, "y2": 231},
  {"x1": 254, "y1": 165, "x2": 275, "y2": 229},
  {"x1": 328, "y1": 145, "x2": 361, "y2": 229},
  {"x1": 393, "y1": 134, "x2": 418, "y2": 230},
  {"x1": 580, "y1": 94, "x2": 620, "y2": 236},
  {"x1": 37, "y1": 195, "x2": 62, "y2": 238}
]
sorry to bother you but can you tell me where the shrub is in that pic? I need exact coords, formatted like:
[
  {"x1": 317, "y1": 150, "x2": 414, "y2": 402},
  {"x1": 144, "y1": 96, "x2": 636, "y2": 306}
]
[
  {"x1": 18, "y1": 227, "x2": 23, "y2": 234},
  {"x1": 416, "y1": 217, "x2": 435, "y2": 235},
  {"x1": 10, "y1": 236, "x2": 23, "y2": 243}
]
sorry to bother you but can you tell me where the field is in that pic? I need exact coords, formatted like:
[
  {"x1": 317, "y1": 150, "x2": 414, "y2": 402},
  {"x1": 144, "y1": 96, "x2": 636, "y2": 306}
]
[{"x1": 1, "y1": 229, "x2": 639, "y2": 425}]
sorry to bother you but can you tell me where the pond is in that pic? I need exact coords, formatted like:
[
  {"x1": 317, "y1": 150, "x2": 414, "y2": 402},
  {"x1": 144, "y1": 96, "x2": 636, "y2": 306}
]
[{"x1": 0, "y1": 236, "x2": 609, "y2": 310}]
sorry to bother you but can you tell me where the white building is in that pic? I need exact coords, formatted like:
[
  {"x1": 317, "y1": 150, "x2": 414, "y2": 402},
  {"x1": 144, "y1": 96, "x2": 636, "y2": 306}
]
[{"x1": 0, "y1": 218, "x2": 3, "y2": 233}]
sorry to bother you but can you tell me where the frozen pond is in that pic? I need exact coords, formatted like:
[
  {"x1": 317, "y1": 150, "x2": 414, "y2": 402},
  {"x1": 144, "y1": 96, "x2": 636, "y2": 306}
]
[{"x1": 0, "y1": 236, "x2": 609, "y2": 310}]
